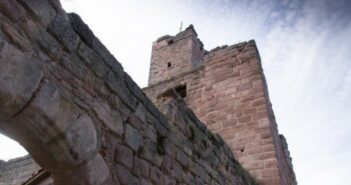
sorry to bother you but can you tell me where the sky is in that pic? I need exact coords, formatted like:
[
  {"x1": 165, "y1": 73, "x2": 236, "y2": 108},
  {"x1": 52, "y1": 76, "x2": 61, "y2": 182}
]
[{"x1": 1, "y1": 0, "x2": 351, "y2": 184}]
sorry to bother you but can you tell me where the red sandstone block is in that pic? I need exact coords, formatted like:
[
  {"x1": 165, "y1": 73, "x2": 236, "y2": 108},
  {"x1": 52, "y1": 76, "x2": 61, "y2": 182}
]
[
  {"x1": 248, "y1": 58, "x2": 258, "y2": 66},
  {"x1": 251, "y1": 97, "x2": 266, "y2": 107},
  {"x1": 264, "y1": 159, "x2": 278, "y2": 168},
  {"x1": 247, "y1": 161, "x2": 264, "y2": 170},
  {"x1": 250, "y1": 73, "x2": 262, "y2": 81},
  {"x1": 252, "y1": 79, "x2": 263, "y2": 86},
  {"x1": 259, "y1": 152, "x2": 276, "y2": 160},
  {"x1": 246, "y1": 148, "x2": 259, "y2": 155},
  {"x1": 258, "y1": 118, "x2": 270, "y2": 128},
  {"x1": 240, "y1": 95, "x2": 255, "y2": 103},
  {"x1": 261, "y1": 176, "x2": 280, "y2": 185},
  {"x1": 236, "y1": 102, "x2": 250, "y2": 110},
  {"x1": 222, "y1": 120, "x2": 237, "y2": 128},
  {"x1": 252, "y1": 111, "x2": 269, "y2": 121},
  {"x1": 236, "y1": 62, "x2": 249, "y2": 70},
  {"x1": 238, "y1": 82, "x2": 252, "y2": 91},
  {"x1": 224, "y1": 87, "x2": 238, "y2": 95},
  {"x1": 238, "y1": 116, "x2": 252, "y2": 123},
  {"x1": 262, "y1": 168, "x2": 279, "y2": 178},
  {"x1": 254, "y1": 91, "x2": 265, "y2": 98},
  {"x1": 260, "y1": 130, "x2": 272, "y2": 139},
  {"x1": 243, "y1": 108, "x2": 257, "y2": 115},
  {"x1": 259, "y1": 138, "x2": 274, "y2": 145},
  {"x1": 218, "y1": 128, "x2": 235, "y2": 139},
  {"x1": 260, "y1": 143, "x2": 275, "y2": 153}
]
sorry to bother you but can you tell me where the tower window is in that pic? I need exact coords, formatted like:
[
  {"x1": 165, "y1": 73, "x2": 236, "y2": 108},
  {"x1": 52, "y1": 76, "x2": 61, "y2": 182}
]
[
  {"x1": 167, "y1": 39, "x2": 174, "y2": 45},
  {"x1": 175, "y1": 85, "x2": 187, "y2": 98},
  {"x1": 167, "y1": 62, "x2": 171, "y2": 68}
]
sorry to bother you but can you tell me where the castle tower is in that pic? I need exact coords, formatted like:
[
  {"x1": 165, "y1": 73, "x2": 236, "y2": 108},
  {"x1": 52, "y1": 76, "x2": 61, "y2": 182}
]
[
  {"x1": 144, "y1": 25, "x2": 296, "y2": 185},
  {"x1": 148, "y1": 25, "x2": 205, "y2": 85}
]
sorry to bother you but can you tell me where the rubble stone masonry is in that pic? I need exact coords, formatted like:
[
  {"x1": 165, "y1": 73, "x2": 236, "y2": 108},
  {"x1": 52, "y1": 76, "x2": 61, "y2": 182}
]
[
  {"x1": 0, "y1": 0, "x2": 259, "y2": 185},
  {"x1": 144, "y1": 26, "x2": 297, "y2": 185}
]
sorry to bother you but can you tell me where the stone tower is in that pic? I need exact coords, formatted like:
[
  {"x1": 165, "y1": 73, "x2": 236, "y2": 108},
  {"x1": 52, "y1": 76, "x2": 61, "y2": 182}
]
[{"x1": 144, "y1": 25, "x2": 297, "y2": 185}]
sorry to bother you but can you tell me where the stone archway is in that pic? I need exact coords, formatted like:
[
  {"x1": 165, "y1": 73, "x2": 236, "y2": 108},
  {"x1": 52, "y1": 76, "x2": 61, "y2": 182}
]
[
  {"x1": 0, "y1": 0, "x2": 112, "y2": 184},
  {"x1": 0, "y1": 24, "x2": 108, "y2": 185}
]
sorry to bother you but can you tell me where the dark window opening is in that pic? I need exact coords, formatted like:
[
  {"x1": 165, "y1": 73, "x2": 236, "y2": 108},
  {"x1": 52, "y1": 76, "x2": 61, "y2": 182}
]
[
  {"x1": 175, "y1": 85, "x2": 187, "y2": 98},
  {"x1": 157, "y1": 84, "x2": 187, "y2": 102},
  {"x1": 167, "y1": 39, "x2": 174, "y2": 45},
  {"x1": 167, "y1": 62, "x2": 171, "y2": 68},
  {"x1": 240, "y1": 148, "x2": 245, "y2": 153}
]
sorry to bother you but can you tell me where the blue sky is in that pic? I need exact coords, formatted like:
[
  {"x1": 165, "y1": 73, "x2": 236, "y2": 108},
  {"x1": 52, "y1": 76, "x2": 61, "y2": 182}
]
[{"x1": 1, "y1": 0, "x2": 350, "y2": 184}]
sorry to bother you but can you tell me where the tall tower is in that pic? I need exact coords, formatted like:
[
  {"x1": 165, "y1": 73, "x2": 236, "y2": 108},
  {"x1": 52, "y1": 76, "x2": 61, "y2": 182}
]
[
  {"x1": 144, "y1": 25, "x2": 296, "y2": 185},
  {"x1": 148, "y1": 25, "x2": 204, "y2": 86}
]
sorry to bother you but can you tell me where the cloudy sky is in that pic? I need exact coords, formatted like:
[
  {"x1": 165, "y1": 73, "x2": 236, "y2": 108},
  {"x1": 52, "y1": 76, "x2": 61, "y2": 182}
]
[{"x1": 1, "y1": 0, "x2": 350, "y2": 184}]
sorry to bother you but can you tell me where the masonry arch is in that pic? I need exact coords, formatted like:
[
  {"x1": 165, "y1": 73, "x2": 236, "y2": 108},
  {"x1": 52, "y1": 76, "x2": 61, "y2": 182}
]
[{"x1": 0, "y1": 44, "x2": 109, "y2": 184}]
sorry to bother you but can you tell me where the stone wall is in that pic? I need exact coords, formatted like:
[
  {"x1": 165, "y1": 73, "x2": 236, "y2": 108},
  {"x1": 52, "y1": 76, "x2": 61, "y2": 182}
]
[
  {"x1": 0, "y1": 156, "x2": 44, "y2": 185},
  {"x1": 0, "y1": 0, "x2": 256, "y2": 184},
  {"x1": 144, "y1": 28, "x2": 296, "y2": 184}
]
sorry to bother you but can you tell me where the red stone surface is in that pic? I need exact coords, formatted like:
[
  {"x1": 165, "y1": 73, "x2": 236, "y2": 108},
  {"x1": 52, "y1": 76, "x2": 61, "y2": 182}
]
[{"x1": 144, "y1": 27, "x2": 297, "y2": 185}]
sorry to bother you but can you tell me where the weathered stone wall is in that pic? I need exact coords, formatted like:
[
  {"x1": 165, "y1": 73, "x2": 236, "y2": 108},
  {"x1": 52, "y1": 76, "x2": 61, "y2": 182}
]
[
  {"x1": 144, "y1": 29, "x2": 296, "y2": 184},
  {"x1": 0, "y1": 156, "x2": 43, "y2": 185},
  {"x1": 0, "y1": 0, "x2": 256, "y2": 184}
]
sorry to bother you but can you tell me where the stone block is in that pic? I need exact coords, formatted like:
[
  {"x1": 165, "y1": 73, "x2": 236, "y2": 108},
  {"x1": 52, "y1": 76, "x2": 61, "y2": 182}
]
[
  {"x1": 183, "y1": 172, "x2": 196, "y2": 185},
  {"x1": 124, "y1": 124, "x2": 142, "y2": 152},
  {"x1": 35, "y1": 26, "x2": 63, "y2": 60},
  {"x1": 84, "y1": 154, "x2": 109, "y2": 185},
  {"x1": 140, "y1": 140, "x2": 163, "y2": 167},
  {"x1": 18, "y1": 0, "x2": 56, "y2": 27},
  {"x1": 48, "y1": 14, "x2": 80, "y2": 52},
  {"x1": 105, "y1": 72, "x2": 138, "y2": 110},
  {"x1": 133, "y1": 157, "x2": 150, "y2": 178},
  {"x1": 0, "y1": 42, "x2": 43, "y2": 120},
  {"x1": 115, "y1": 164, "x2": 139, "y2": 185},
  {"x1": 176, "y1": 149, "x2": 191, "y2": 169},
  {"x1": 164, "y1": 175, "x2": 176, "y2": 185},
  {"x1": 114, "y1": 144, "x2": 133, "y2": 169},
  {"x1": 1, "y1": 21, "x2": 30, "y2": 50},
  {"x1": 0, "y1": 0, "x2": 25, "y2": 22},
  {"x1": 91, "y1": 101, "x2": 124, "y2": 136},
  {"x1": 150, "y1": 165, "x2": 164, "y2": 184},
  {"x1": 77, "y1": 42, "x2": 108, "y2": 78},
  {"x1": 63, "y1": 113, "x2": 97, "y2": 164},
  {"x1": 52, "y1": 154, "x2": 109, "y2": 185}
]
